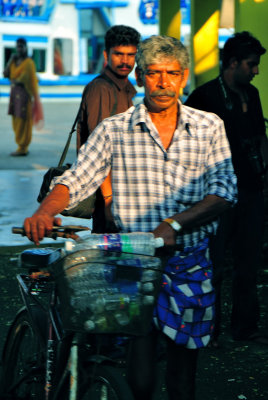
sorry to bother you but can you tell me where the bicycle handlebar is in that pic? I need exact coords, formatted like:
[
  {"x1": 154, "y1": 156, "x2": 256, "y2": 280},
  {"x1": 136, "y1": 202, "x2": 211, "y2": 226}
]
[{"x1": 12, "y1": 225, "x2": 90, "y2": 239}]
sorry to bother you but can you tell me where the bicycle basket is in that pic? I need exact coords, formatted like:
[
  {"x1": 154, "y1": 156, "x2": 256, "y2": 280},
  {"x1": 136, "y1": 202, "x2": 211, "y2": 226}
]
[{"x1": 54, "y1": 249, "x2": 163, "y2": 336}]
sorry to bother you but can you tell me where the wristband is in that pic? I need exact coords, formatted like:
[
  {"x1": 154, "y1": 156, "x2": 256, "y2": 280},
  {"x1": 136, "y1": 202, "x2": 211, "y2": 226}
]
[{"x1": 164, "y1": 218, "x2": 182, "y2": 232}]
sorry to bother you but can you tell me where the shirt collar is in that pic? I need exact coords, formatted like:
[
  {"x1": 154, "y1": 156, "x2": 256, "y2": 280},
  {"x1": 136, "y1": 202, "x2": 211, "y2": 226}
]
[{"x1": 131, "y1": 100, "x2": 191, "y2": 135}]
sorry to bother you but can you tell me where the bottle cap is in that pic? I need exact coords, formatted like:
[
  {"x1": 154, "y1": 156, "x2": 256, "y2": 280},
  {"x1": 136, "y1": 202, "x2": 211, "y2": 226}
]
[
  {"x1": 154, "y1": 237, "x2": 164, "y2": 248},
  {"x1": 84, "y1": 320, "x2": 95, "y2": 331},
  {"x1": 65, "y1": 240, "x2": 74, "y2": 252},
  {"x1": 141, "y1": 282, "x2": 154, "y2": 293}
]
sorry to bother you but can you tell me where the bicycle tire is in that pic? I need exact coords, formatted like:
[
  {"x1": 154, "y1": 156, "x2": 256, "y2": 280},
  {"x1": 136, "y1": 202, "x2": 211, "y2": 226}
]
[
  {"x1": 79, "y1": 364, "x2": 135, "y2": 400},
  {"x1": 0, "y1": 309, "x2": 46, "y2": 400}
]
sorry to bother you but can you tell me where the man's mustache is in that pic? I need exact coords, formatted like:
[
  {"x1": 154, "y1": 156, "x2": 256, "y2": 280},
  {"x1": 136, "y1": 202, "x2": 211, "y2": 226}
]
[
  {"x1": 151, "y1": 90, "x2": 176, "y2": 97},
  {"x1": 117, "y1": 64, "x2": 132, "y2": 69}
]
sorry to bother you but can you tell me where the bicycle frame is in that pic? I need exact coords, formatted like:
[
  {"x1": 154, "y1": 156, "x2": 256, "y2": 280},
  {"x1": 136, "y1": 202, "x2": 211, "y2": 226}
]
[
  {"x1": 16, "y1": 270, "x2": 66, "y2": 399},
  {"x1": 12, "y1": 258, "x2": 122, "y2": 400},
  {"x1": 3, "y1": 226, "x2": 160, "y2": 400}
]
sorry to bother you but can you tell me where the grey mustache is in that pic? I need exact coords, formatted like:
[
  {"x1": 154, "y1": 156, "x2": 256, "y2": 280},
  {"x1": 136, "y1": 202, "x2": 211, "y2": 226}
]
[{"x1": 151, "y1": 91, "x2": 175, "y2": 97}]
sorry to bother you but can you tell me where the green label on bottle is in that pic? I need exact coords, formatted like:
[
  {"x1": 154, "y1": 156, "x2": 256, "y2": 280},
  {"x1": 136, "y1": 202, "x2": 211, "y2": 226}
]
[{"x1": 121, "y1": 235, "x2": 133, "y2": 253}]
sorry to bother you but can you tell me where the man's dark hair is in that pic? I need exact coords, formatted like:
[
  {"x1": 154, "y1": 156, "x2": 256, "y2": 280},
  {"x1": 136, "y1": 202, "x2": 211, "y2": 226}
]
[
  {"x1": 222, "y1": 31, "x2": 266, "y2": 69},
  {"x1": 105, "y1": 25, "x2": 140, "y2": 53}
]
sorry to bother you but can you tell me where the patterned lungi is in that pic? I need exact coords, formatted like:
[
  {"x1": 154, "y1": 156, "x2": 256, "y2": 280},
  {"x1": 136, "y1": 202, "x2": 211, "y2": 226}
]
[{"x1": 154, "y1": 238, "x2": 215, "y2": 349}]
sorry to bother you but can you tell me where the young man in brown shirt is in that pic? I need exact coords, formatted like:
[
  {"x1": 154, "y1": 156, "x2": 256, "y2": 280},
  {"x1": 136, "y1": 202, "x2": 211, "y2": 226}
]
[{"x1": 76, "y1": 25, "x2": 140, "y2": 232}]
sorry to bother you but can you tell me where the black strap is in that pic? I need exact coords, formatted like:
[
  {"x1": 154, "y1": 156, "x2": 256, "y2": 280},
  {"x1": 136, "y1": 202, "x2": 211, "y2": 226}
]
[
  {"x1": 57, "y1": 102, "x2": 82, "y2": 167},
  {"x1": 58, "y1": 73, "x2": 118, "y2": 167}
]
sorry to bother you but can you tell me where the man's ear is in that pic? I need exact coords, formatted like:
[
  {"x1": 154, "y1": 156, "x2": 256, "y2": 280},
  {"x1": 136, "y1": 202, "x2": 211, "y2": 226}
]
[
  {"x1": 229, "y1": 57, "x2": 238, "y2": 69},
  {"x1": 103, "y1": 49, "x2": 108, "y2": 64},
  {"x1": 135, "y1": 67, "x2": 144, "y2": 87}
]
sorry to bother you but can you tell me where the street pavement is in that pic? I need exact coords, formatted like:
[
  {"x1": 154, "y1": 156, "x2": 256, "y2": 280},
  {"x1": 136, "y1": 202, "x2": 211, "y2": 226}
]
[{"x1": 0, "y1": 100, "x2": 92, "y2": 247}]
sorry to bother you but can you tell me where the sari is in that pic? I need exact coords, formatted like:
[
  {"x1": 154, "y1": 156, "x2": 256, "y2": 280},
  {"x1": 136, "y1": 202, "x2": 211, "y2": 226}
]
[{"x1": 8, "y1": 57, "x2": 44, "y2": 153}]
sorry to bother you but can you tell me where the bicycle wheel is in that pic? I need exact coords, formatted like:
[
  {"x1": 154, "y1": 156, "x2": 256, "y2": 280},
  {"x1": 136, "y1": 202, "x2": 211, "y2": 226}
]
[
  {"x1": 0, "y1": 309, "x2": 46, "y2": 400},
  {"x1": 79, "y1": 364, "x2": 135, "y2": 400}
]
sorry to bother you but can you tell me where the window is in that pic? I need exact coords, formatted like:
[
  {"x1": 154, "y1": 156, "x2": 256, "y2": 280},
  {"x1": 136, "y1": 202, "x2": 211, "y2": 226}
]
[{"x1": 53, "y1": 38, "x2": 73, "y2": 75}]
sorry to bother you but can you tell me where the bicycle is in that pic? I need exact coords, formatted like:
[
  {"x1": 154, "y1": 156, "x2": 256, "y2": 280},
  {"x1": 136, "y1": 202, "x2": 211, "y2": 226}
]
[{"x1": 0, "y1": 225, "x2": 164, "y2": 400}]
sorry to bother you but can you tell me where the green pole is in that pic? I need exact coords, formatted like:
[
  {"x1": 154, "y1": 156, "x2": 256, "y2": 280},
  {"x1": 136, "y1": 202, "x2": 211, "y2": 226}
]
[{"x1": 235, "y1": 0, "x2": 268, "y2": 117}]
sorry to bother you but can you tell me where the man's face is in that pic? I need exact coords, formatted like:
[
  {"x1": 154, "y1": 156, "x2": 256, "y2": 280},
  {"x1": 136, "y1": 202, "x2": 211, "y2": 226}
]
[
  {"x1": 136, "y1": 60, "x2": 189, "y2": 112},
  {"x1": 103, "y1": 45, "x2": 137, "y2": 78},
  {"x1": 233, "y1": 53, "x2": 261, "y2": 86}
]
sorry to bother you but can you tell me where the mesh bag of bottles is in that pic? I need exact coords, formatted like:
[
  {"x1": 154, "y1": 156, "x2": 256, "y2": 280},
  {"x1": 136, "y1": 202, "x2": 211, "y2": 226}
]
[{"x1": 55, "y1": 248, "x2": 163, "y2": 336}]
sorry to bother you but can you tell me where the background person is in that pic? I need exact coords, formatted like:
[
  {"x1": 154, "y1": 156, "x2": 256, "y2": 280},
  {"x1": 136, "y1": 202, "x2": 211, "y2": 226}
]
[
  {"x1": 4, "y1": 37, "x2": 43, "y2": 157},
  {"x1": 76, "y1": 25, "x2": 140, "y2": 233},
  {"x1": 24, "y1": 35, "x2": 237, "y2": 400},
  {"x1": 185, "y1": 31, "x2": 268, "y2": 346}
]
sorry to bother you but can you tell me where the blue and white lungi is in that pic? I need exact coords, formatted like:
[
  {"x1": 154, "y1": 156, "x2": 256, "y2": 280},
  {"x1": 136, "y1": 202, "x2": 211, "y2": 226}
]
[{"x1": 154, "y1": 238, "x2": 215, "y2": 349}]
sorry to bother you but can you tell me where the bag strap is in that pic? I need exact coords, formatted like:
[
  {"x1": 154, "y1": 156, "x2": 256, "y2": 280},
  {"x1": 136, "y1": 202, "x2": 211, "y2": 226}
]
[
  {"x1": 57, "y1": 103, "x2": 82, "y2": 167},
  {"x1": 58, "y1": 72, "x2": 118, "y2": 167}
]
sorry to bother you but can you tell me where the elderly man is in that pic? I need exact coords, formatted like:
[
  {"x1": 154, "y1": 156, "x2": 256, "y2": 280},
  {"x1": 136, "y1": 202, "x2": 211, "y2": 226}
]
[{"x1": 24, "y1": 35, "x2": 237, "y2": 400}]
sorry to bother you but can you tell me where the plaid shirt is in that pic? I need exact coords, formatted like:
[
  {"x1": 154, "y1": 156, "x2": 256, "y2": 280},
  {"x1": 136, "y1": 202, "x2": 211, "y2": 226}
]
[
  {"x1": 54, "y1": 101, "x2": 237, "y2": 348},
  {"x1": 54, "y1": 101, "x2": 237, "y2": 248}
]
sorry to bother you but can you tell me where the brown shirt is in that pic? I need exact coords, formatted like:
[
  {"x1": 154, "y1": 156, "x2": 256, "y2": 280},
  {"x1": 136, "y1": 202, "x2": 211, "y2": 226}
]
[{"x1": 77, "y1": 66, "x2": 137, "y2": 150}]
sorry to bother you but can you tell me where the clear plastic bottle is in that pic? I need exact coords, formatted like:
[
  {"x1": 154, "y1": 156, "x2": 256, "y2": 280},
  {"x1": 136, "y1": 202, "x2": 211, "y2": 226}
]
[
  {"x1": 140, "y1": 282, "x2": 154, "y2": 293},
  {"x1": 142, "y1": 295, "x2": 155, "y2": 305},
  {"x1": 84, "y1": 315, "x2": 108, "y2": 331},
  {"x1": 81, "y1": 264, "x2": 116, "y2": 283},
  {"x1": 87, "y1": 292, "x2": 132, "y2": 313},
  {"x1": 84, "y1": 292, "x2": 139, "y2": 331},
  {"x1": 114, "y1": 311, "x2": 130, "y2": 326},
  {"x1": 65, "y1": 232, "x2": 164, "y2": 256}
]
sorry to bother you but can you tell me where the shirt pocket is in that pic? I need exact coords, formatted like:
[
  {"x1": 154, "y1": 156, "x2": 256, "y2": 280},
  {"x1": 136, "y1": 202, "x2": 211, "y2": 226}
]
[{"x1": 165, "y1": 155, "x2": 207, "y2": 203}]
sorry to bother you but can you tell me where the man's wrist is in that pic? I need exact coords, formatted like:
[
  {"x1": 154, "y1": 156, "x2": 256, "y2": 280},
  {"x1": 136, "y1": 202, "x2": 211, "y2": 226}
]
[{"x1": 163, "y1": 218, "x2": 182, "y2": 233}]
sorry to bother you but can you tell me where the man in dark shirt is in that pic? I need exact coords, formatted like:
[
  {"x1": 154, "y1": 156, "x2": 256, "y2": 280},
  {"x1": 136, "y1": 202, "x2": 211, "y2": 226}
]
[
  {"x1": 185, "y1": 31, "x2": 268, "y2": 345},
  {"x1": 77, "y1": 25, "x2": 140, "y2": 232}
]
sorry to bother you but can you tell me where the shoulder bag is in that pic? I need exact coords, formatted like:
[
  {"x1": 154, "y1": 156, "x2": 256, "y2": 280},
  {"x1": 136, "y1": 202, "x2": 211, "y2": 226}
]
[{"x1": 37, "y1": 105, "x2": 96, "y2": 219}]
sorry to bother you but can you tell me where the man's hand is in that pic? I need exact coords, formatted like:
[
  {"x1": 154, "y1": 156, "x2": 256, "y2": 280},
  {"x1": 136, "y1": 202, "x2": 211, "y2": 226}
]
[
  {"x1": 23, "y1": 184, "x2": 70, "y2": 245},
  {"x1": 153, "y1": 220, "x2": 177, "y2": 247},
  {"x1": 24, "y1": 212, "x2": 62, "y2": 245}
]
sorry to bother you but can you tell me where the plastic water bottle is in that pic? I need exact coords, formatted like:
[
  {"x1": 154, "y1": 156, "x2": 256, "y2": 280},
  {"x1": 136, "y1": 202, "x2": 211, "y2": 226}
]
[
  {"x1": 142, "y1": 295, "x2": 155, "y2": 305},
  {"x1": 140, "y1": 282, "x2": 154, "y2": 293},
  {"x1": 83, "y1": 292, "x2": 137, "y2": 332},
  {"x1": 80, "y1": 263, "x2": 117, "y2": 283},
  {"x1": 65, "y1": 232, "x2": 164, "y2": 256}
]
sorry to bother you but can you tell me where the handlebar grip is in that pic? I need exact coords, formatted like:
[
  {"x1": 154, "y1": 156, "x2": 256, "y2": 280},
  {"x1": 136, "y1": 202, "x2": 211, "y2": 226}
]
[
  {"x1": 52, "y1": 225, "x2": 90, "y2": 233},
  {"x1": 12, "y1": 227, "x2": 26, "y2": 235},
  {"x1": 12, "y1": 225, "x2": 90, "y2": 237}
]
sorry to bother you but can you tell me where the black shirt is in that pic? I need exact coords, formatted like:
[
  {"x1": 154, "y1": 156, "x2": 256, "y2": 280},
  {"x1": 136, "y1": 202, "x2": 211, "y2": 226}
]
[{"x1": 185, "y1": 76, "x2": 266, "y2": 191}]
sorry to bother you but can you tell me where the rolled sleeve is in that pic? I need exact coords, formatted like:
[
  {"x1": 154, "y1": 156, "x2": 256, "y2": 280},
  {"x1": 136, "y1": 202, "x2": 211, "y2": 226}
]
[{"x1": 51, "y1": 123, "x2": 112, "y2": 210}]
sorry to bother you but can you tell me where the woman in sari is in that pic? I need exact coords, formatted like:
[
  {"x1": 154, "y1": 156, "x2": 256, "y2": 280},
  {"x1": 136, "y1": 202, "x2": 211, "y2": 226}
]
[{"x1": 4, "y1": 37, "x2": 43, "y2": 156}]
